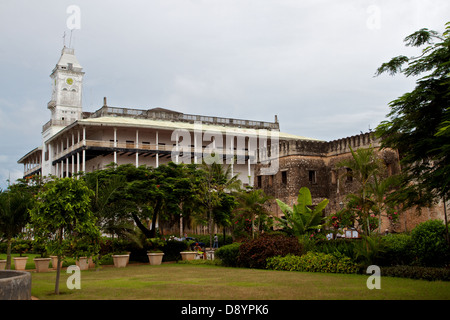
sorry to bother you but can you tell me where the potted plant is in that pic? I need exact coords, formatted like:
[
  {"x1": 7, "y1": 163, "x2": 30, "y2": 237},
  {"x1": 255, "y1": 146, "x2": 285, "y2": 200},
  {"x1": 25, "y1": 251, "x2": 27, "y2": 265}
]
[
  {"x1": 180, "y1": 250, "x2": 197, "y2": 261},
  {"x1": 13, "y1": 242, "x2": 30, "y2": 271},
  {"x1": 111, "y1": 239, "x2": 130, "y2": 268},
  {"x1": 72, "y1": 238, "x2": 97, "y2": 271},
  {"x1": 50, "y1": 255, "x2": 63, "y2": 269},
  {"x1": 112, "y1": 251, "x2": 130, "y2": 268},
  {"x1": 32, "y1": 241, "x2": 51, "y2": 273},
  {"x1": 180, "y1": 239, "x2": 197, "y2": 261},
  {"x1": 112, "y1": 239, "x2": 130, "y2": 267},
  {"x1": 146, "y1": 238, "x2": 165, "y2": 265}
]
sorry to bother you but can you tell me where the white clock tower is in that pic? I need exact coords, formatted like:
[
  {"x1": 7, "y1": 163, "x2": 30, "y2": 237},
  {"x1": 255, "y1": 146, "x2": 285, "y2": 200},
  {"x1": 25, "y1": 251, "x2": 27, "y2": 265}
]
[
  {"x1": 41, "y1": 46, "x2": 84, "y2": 177},
  {"x1": 44, "y1": 46, "x2": 84, "y2": 139}
]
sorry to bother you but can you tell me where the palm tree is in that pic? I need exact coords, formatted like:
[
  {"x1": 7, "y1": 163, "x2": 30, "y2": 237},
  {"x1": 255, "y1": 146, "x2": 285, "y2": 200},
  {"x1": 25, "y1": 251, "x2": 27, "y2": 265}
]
[
  {"x1": 337, "y1": 145, "x2": 382, "y2": 235},
  {"x1": 368, "y1": 174, "x2": 400, "y2": 233},
  {"x1": 198, "y1": 162, "x2": 241, "y2": 248},
  {"x1": 234, "y1": 188, "x2": 272, "y2": 239}
]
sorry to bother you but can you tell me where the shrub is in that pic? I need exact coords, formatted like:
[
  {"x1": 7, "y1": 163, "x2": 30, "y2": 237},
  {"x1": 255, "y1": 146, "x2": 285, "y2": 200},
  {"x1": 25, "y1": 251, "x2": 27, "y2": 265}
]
[
  {"x1": 314, "y1": 238, "x2": 359, "y2": 260},
  {"x1": 382, "y1": 265, "x2": 450, "y2": 281},
  {"x1": 163, "y1": 239, "x2": 189, "y2": 262},
  {"x1": 411, "y1": 220, "x2": 449, "y2": 267},
  {"x1": 266, "y1": 251, "x2": 359, "y2": 274},
  {"x1": 215, "y1": 242, "x2": 241, "y2": 267},
  {"x1": 379, "y1": 233, "x2": 415, "y2": 266},
  {"x1": 237, "y1": 234, "x2": 303, "y2": 269}
]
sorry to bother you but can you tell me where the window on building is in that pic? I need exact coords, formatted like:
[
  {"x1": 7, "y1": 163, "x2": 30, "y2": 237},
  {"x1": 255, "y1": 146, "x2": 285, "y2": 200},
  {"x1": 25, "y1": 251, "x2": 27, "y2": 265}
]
[
  {"x1": 346, "y1": 168, "x2": 353, "y2": 182},
  {"x1": 281, "y1": 170, "x2": 287, "y2": 185},
  {"x1": 308, "y1": 170, "x2": 317, "y2": 184},
  {"x1": 257, "y1": 175, "x2": 262, "y2": 188},
  {"x1": 268, "y1": 175, "x2": 274, "y2": 187}
]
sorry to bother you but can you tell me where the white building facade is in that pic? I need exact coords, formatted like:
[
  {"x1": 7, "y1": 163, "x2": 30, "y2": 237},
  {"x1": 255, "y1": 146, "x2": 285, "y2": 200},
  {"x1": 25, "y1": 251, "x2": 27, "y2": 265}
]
[{"x1": 18, "y1": 47, "x2": 313, "y2": 184}]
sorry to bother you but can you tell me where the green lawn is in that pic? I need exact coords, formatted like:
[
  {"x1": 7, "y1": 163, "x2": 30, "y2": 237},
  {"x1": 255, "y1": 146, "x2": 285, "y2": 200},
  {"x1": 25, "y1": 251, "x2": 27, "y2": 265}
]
[{"x1": 30, "y1": 263, "x2": 450, "y2": 300}]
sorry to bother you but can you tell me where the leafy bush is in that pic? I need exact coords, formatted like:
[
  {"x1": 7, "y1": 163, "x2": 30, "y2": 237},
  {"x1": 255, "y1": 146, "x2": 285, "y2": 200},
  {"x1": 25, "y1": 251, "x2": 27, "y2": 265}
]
[
  {"x1": 266, "y1": 252, "x2": 359, "y2": 274},
  {"x1": 215, "y1": 242, "x2": 241, "y2": 267},
  {"x1": 382, "y1": 265, "x2": 450, "y2": 281},
  {"x1": 379, "y1": 233, "x2": 415, "y2": 266},
  {"x1": 314, "y1": 239, "x2": 358, "y2": 260},
  {"x1": 411, "y1": 220, "x2": 449, "y2": 267},
  {"x1": 237, "y1": 234, "x2": 303, "y2": 269},
  {"x1": 12, "y1": 239, "x2": 32, "y2": 256},
  {"x1": 353, "y1": 235, "x2": 386, "y2": 268},
  {"x1": 163, "y1": 239, "x2": 189, "y2": 262}
]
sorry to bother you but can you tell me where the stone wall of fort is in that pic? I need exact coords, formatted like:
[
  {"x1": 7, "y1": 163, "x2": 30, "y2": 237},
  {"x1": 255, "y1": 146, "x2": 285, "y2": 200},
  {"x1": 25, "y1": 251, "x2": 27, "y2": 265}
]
[{"x1": 255, "y1": 132, "x2": 446, "y2": 233}]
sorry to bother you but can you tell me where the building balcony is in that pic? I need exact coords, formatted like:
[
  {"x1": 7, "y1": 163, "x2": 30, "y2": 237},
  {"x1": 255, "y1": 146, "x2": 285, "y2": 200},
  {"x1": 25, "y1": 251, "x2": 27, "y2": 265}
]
[{"x1": 52, "y1": 139, "x2": 256, "y2": 165}]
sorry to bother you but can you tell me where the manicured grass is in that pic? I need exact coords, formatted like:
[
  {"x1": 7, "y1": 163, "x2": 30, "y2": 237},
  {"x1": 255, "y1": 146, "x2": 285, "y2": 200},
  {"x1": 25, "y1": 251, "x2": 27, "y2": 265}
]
[{"x1": 30, "y1": 263, "x2": 450, "y2": 300}]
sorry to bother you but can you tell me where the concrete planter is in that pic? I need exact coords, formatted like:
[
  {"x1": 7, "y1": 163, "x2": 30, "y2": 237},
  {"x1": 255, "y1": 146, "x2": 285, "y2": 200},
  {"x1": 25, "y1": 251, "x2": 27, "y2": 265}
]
[
  {"x1": 33, "y1": 258, "x2": 51, "y2": 273},
  {"x1": 147, "y1": 252, "x2": 164, "y2": 265},
  {"x1": 50, "y1": 256, "x2": 63, "y2": 269},
  {"x1": 112, "y1": 254, "x2": 130, "y2": 268},
  {"x1": 0, "y1": 271, "x2": 32, "y2": 300},
  {"x1": 180, "y1": 251, "x2": 197, "y2": 261},
  {"x1": 13, "y1": 257, "x2": 28, "y2": 271},
  {"x1": 76, "y1": 257, "x2": 89, "y2": 270},
  {"x1": 88, "y1": 257, "x2": 95, "y2": 269},
  {"x1": 0, "y1": 260, "x2": 6, "y2": 270}
]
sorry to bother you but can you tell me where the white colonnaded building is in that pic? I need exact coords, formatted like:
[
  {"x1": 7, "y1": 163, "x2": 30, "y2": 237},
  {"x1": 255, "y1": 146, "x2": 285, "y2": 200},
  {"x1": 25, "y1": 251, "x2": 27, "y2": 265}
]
[{"x1": 17, "y1": 46, "x2": 317, "y2": 184}]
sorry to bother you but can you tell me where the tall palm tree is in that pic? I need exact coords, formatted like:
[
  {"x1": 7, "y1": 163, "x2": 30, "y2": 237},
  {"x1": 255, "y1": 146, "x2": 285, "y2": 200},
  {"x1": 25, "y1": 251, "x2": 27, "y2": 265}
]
[
  {"x1": 337, "y1": 145, "x2": 383, "y2": 235},
  {"x1": 235, "y1": 189, "x2": 272, "y2": 239},
  {"x1": 199, "y1": 162, "x2": 241, "y2": 248}
]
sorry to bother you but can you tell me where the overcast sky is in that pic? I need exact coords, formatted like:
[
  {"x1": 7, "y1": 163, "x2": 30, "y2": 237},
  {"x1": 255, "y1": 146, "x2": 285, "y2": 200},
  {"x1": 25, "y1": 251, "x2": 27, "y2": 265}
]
[{"x1": 0, "y1": 0, "x2": 449, "y2": 189}]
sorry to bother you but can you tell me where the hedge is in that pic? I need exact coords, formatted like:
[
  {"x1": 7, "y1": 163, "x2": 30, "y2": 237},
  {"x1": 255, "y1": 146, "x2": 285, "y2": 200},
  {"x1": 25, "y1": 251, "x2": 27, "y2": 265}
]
[
  {"x1": 266, "y1": 252, "x2": 359, "y2": 274},
  {"x1": 381, "y1": 265, "x2": 450, "y2": 281}
]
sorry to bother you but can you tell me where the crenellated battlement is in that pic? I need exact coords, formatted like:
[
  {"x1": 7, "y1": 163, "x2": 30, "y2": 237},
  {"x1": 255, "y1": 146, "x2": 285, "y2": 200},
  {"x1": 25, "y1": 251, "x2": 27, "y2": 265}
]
[
  {"x1": 326, "y1": 131, "x2": 378, "y2": 155},
  {"x1": 277, "y1": 131, "x2": 379, "y2": 158}
]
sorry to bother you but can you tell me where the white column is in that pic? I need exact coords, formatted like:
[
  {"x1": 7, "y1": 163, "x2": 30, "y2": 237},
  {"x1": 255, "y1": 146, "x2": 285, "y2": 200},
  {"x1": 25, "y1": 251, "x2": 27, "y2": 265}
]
[
  {"x1": 248, "y1": 139, "x2": 251, "y2": 186},
  {"x1": 48, "y1": 143, "x2": 53, "y2": 176},
  {"x1": 82, "y1": 127, "x2": 87, "y2": 174},
  {"x1": 66, "y1": 157, "x2": 69, "y2": 178},
  {"x1": 77, "y1": 152, "x2": 80, "y2": 177},
  {"x1": 194, "y1": 130, "x2": 198, "y2": 164},
  {"x1": 231, "y1": 137, "x2": 234, "y2": 177},
  {"x1": 70, "y1": 132, "x2": 74, "y2": 176},
  {"x1": 114, "y1": 127, "x2": 117, "y2": 165},
  {"x1": 82, "y1": 149, "x2": 86, "y2": 172},
  {"x1": 156, "y1": 130, "x2": 159, "y2": 168},
  {"x1": 135, "y1": 129, "x2": 139, "y2": 167},
  {"x1": 175, "y1": 132, "x2": 179, "y2": 164}
]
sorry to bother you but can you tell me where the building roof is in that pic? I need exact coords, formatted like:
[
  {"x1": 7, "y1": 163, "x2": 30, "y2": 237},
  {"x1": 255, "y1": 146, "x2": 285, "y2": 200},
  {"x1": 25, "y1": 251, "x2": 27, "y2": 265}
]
[
  {"x1": 54, "y1": 46, "x2": 83, "y2": 72},
  {"x1": 17, "y1": 147, "x2": 42, "y2": 164},
  {"x1": 75, "y1": 115, "x2": 322, "y2": 142}
]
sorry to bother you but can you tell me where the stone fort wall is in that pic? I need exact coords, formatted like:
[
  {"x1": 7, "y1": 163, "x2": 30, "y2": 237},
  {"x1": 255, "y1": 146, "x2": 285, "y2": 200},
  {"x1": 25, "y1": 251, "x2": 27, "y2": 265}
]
[{"x1": 255, "y1": 132, "x2": 446, "y2": 233}]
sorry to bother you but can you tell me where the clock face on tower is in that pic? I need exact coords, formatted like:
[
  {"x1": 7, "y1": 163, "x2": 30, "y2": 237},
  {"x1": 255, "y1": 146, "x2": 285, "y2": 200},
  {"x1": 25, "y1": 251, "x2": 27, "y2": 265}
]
[{"x1": 66, "y1": 78, "x2": 74, "y2": 85}]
